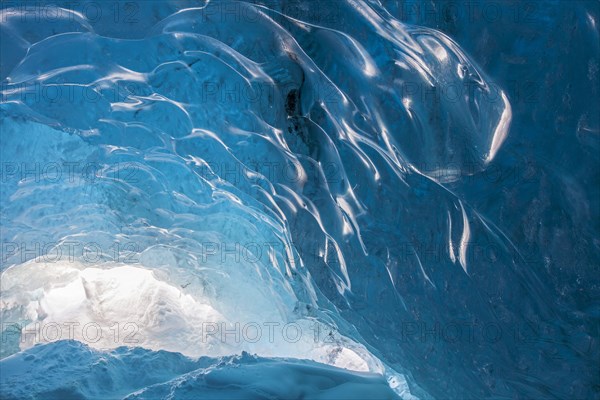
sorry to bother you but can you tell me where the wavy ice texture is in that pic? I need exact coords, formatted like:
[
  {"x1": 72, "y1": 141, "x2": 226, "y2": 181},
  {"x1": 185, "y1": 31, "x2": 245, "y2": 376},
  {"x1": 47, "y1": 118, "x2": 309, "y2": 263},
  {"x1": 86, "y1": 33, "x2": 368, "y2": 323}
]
[{"x1": 2, "y1": 1, "x2": 582, "y2": 399}]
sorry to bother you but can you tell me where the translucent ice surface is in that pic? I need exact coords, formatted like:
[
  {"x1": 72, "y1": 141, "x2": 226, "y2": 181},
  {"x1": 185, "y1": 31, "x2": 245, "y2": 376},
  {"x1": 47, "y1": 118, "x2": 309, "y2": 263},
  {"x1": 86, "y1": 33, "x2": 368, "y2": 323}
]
[{"x1": 1, "y1": 1, "x2": 598, "y2": 399}]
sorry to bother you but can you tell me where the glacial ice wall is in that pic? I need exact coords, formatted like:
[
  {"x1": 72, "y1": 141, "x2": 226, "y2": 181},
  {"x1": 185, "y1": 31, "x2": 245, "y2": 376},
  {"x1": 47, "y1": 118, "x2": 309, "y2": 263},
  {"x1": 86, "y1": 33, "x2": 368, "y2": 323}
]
[{"x1": 1, "y1": 1, "x2": 598, "y2": 399}]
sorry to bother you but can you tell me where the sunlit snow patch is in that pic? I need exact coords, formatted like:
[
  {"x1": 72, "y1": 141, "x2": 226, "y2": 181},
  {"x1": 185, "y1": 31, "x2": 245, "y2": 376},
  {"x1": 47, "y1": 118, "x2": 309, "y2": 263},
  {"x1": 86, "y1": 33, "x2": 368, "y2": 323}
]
[{"x1": 1, "y1": 261, "x2": 380, "y2": 373}]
